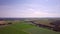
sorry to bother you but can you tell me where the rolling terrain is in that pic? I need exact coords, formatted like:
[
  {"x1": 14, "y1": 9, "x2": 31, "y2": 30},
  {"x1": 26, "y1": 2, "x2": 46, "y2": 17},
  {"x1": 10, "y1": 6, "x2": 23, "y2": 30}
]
[{"x1": 0, "y1": 21, "x2": 60, "y2": 34}]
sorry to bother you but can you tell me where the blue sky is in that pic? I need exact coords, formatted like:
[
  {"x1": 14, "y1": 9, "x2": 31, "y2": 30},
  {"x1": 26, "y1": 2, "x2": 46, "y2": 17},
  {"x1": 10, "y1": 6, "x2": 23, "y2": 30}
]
[{"x1": 0, "y1": 0, "x2": 60, "y2": 18}]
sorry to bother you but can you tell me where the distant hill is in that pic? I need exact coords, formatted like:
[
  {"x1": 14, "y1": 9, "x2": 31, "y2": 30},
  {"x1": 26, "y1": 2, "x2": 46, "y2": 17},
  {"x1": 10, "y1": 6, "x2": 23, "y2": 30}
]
[{"x1": 0, "y1": 18, "x2": 60, "y2": 21}]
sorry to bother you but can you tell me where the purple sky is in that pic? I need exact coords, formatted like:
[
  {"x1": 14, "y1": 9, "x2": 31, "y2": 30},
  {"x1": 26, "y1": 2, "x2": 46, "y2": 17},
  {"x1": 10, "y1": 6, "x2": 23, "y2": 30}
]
[{"x1": 0, "y1": 0, "x2": 60, "y2": 18}]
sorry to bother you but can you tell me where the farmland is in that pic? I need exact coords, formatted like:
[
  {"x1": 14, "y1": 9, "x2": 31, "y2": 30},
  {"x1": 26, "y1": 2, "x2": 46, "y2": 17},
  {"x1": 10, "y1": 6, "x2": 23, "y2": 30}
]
[{"x1": 0, "y1": 20, "x2": 60, "y2": 34}]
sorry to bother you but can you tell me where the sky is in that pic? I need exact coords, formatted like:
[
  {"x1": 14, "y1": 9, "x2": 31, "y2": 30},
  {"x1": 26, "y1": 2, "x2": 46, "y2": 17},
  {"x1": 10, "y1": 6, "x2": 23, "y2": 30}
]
[{"x1": 0, "y1": 0, "x2": 60, "y2": 18}]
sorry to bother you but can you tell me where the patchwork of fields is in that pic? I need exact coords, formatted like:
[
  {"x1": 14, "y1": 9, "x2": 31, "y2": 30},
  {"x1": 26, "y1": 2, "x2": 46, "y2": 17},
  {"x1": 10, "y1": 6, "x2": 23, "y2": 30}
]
[{"x1": 0, "y1": 21, "x2": 60, "y2": 34}]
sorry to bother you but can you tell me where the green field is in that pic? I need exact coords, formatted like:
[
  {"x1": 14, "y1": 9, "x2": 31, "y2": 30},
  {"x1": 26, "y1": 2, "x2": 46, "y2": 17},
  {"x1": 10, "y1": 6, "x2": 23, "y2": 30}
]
[{"x1": 0, "y1": 21, "x2": 60, "y2": 34}]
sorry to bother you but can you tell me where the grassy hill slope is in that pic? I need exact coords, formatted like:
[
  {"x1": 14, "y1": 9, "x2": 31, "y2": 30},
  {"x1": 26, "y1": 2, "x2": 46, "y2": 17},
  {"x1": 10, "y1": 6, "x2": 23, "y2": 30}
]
[{"x1": 0, "y1": 21, "x2": 60, "y2": 34}]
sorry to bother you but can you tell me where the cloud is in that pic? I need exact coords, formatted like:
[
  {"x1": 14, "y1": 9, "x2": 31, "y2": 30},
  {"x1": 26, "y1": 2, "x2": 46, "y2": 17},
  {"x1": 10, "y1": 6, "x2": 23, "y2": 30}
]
[
  {"x1": 0, "y1": 1, "x2": 60, "y2": 18},
  {"x1": 22, "y1": 11, "x2": 60, "y2": 17}
]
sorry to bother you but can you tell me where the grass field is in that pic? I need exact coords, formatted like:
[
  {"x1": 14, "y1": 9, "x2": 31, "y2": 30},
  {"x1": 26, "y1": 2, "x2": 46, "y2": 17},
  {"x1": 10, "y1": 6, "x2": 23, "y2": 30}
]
[{"x1": 0, "y1": 21, "x2": 60, "y2": 34}]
